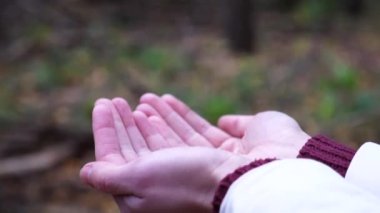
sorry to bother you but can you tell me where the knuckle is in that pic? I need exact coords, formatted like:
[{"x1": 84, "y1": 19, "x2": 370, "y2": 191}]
[{"x1": 96, "y1": 175, "x2": 113, "y2": 192}]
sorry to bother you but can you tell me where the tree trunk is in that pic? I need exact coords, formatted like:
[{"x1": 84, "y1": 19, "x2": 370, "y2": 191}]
[
  {"x1": 346, "y1": 0, "x2": 363, "y2": 17},
  {"x1": 224, "y1": 0, "x2": 254, "y2": 54},
  {"x1": 0, "y1": 0, "x2": 13, "y2": 47}
]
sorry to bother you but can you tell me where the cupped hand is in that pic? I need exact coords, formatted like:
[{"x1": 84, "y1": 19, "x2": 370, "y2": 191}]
[
  {"x1": 81, "y1": 147, "x2": 250, "y2": 213},
  {"x1": 137, "y1": 93, "x2": 245, "y2": 153},
  {"x1": 81, "y1": 97, "x2": 250, "y2": 213},
  {"x1": 219, "y1": 111, "x2": 311, "y2": 159},
  {"x1": 137, "y1": 93, "x2": 311, "y2": 159}
]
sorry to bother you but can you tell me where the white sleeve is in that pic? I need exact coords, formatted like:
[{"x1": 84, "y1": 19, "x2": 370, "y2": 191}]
[
  {"x1": 345, "y1": 142, "x2": 380, "y2": 198},
  {"x1": 220, "y1": 159, "x2": 380, "y2": 213}
]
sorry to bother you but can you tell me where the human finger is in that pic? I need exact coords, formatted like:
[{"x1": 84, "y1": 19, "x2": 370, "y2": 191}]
[
  {"x1": 140, "y1": 93, "x2": 211, "y2": 147},
  {"x1": 136, "y1": 103, "x2": 160, "y2": 117},
  {"x1": 113, "y1": 98, "x2": 150, "y2": 156},
  {"x1": 92, "y1": 98, "x2": 126, "y2": 163},
  {"x1": 133, "y1": 111, "x2": 170, "y2": 151},
  {"x1": 217, "y1": 115, "x2": 253, "y2": 138},
  {"x1": 136, "y1": 103, "x2": 184, "y2": 146},
  {"x1": 80, "y1": 161, "x2": 135, "y2": 195},
  {"x1": 162, "y1": 94, "x2": 231, "y2": 147},
  {"x1": 148, "y1": 115, "x2": 185, "y2": 147}
]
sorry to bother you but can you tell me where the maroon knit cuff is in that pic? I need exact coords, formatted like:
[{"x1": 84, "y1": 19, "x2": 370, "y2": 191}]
[
  {"x1": 298, "y1": 135, "x2": 356, "y2": 177},
  {"x1": 212, "y1": 158, "x2": 276, "y2": 213}
]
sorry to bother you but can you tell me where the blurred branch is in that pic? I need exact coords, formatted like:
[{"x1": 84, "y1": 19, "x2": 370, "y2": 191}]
[
  {"x1": 0, "y1": 143, "x2": 75, "y2": 177},
  {"x1": 0, "y1": 120, "x2": 93, "y2": 178}
]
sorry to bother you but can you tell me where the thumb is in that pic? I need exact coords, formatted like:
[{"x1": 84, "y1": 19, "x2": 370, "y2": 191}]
[
  {"x1": 80, "y1": 161, "x2": 133, "y2": 195},
  {"x1": 217, "y1": 115, "x2": 253, "y2": 137}
]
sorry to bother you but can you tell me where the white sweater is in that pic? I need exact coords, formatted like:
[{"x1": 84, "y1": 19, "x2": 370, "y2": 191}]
[{"x1": 220, "y1": 142, "x2": 380, "y2": 212}]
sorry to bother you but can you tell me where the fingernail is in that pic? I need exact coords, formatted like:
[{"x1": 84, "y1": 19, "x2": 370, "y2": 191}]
[
  {"x1": 81, "y1": 163, "x2": 94, "y2": 186},
  {"x1": 95, "y1": 98, "x2": 108, "y2": 106}
]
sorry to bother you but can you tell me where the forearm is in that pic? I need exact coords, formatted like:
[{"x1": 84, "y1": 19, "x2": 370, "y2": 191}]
[
  {"x1": 212, "y1": 159, "x2": 275, "y2": 212},
  {"x1": 219, "y1": 159, "x2": 380, "y2": 213},
  {"x1": 213, "y1": 135, "x2": 360, "y2": 212}
]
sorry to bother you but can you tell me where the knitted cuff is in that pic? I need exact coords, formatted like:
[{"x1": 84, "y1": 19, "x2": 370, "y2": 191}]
[
  {"x1": 298, "y1": 135, "x2": 356, "y2": 177},
  {"x1": 212, "y1": 158, "x2": 276, "y2": 213}
]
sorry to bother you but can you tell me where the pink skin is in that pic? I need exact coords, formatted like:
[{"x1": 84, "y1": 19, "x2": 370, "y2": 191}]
[
  {"x1": 138, "y1": 94, "x2": 244, "y2": 153},
  {"x1": 81, "y1": 94, "x2": 311, "y2": 212},
  {"x1": 136, "y1": 103, "x2": 184, "y2": 147},
  {"x1": 138, "y1": 93, "x2": 311, "y2": 159},
  {"x1": 222, "y1": 112, "x2": 311, "y2": 159},
  {"x1": 80, "y1": 98, "x2": 251, "y2": 213}
]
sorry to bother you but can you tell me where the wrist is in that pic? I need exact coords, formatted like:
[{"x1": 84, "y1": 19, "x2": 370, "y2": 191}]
[
  {"x1": 206, "y1": 155, "x2": 252, "y2": 212},
  {"x1": 212, "y1": 157, "x2": 276, "y2": 212},
  {"x1": 298, "y1": 135, "x2": 356, "y2": 176},
  {"x1": 273, "y1": 130, "x2": 310, "y2": 158},
  {"x1": 292, "y1": 131, "x2": 311, "y2": 156}
]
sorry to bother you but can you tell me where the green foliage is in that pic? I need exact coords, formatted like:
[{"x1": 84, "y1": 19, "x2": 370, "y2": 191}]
[
  {"x1": 331, "y1": 62, "x2": 359, "y2": 91},
  {"x1": 352, "y1": 91, "x2": 376, "y2": 112},
  {"x1": 27, "y1": 24, "x2": 52, "y2": 44},
  {"x1": 2, "y1": 22, "x2": 380, "y2": 146},
  {"x1": 83, "y1": 99, "x2": 95, "y2": 121},
  {"x1": 29, "y1": 47, "x2": 94, "y2": 91},
  {"x1": 0, "y1": 94, "x2": 19, "y2": 125},
  {"x1": 316, "y1": 92, "x2": 337, "y2": 120},
  {"x1": 294, "y1": 0, "x2": 338, "y2": 27},
  {"x1": 34, "y1": 60, "x2": 64, "y2": 91},
  {"x1": 234, "y1": 59, "x2": 263, "y2": 104},
  {"x1": 315, "y1": 57, "x2": 377, "y2": 122},
  {"x1": 135, "y1": 47, "x2": 190, "y2": 80},
  {"x1": 69, "y1": 100, "x2": 93, "y2": 130},
  {"x1": 60, "y1": 48, "x2": 92, "y2": 82},
  {"x1": 138, "y1": 47, "x2": 170, "y2": 71},
  {"x1": 200, "y1": 96, "x2": 236, "y2": 124}
]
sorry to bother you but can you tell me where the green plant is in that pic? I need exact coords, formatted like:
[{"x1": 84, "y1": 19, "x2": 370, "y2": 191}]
[
  {"x1": 294, "y1": 0, "x2": 338, "y2": 27},
  {"x1": 136, "y1": 47, "x2": 189, "y2": 80},
  {"x1": 199, "y1": 96, "x2": 236, "y2": 124}
]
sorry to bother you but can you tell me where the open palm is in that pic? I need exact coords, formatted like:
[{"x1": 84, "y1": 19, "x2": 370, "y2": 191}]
[
  {"x1": 80, "y1": 97, "x2": 250, "y2": 213},
  {"x1": 137, "y1": 94, "x2": 310, "y2": 160}
]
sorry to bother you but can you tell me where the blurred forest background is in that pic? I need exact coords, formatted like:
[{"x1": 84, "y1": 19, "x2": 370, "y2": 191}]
[{"x1": 1, "y1": 0, "x2": 380, "y2": 212}]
